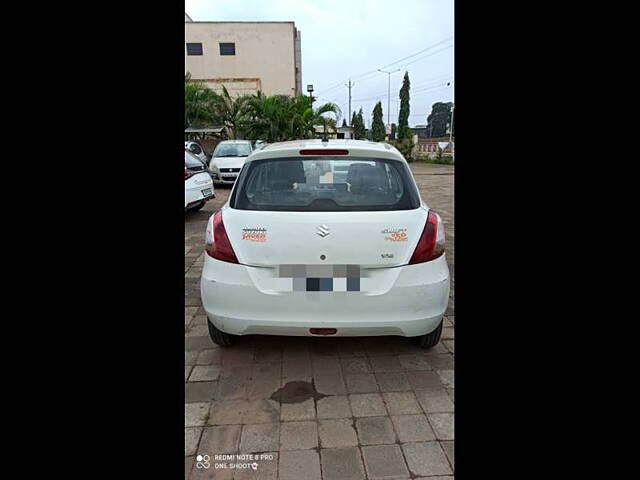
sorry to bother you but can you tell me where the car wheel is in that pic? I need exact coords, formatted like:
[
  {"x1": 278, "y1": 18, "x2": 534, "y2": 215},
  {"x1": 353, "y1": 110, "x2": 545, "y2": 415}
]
[
  {"x1": 415, "y1": 320, "x2": 443, "y2": 349},
  {"x1": 207, "y1": 318, "x2": 236, "y2": 347}
]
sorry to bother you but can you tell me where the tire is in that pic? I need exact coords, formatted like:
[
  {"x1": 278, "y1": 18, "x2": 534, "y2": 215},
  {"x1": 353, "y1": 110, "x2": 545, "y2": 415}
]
[
  {"x1": 415, "y1": 319, "x2": 443, "y2": 349},
  {"x1": 207, "y1": 318, "x2": 236, "y2": 347}
]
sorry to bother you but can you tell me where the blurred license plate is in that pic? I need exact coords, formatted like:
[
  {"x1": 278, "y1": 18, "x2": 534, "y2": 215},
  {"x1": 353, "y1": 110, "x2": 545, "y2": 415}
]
[
  {"x1": 201, "y1": 188, "x2": 212, "y2": 197},
  {"x1": 222, "y1": 175, "x2": 236, "y2": 180}
]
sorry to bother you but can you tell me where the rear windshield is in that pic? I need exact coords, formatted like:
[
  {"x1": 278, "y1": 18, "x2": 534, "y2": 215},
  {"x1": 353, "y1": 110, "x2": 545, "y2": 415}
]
[
  {"x1": 185, "y1": 151, "x2": 203, "y2": 169},
  {"x1": 213, "y1": 143, "x2": 252, "y2": 157},
  {"x1": 231, "y1": 157, "x2": 420, "y2": 211}
]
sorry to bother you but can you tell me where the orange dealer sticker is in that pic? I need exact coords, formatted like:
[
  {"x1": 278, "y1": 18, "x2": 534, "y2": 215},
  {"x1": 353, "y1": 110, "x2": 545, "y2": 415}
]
[
  {"x1": 242, "y1": 227, "x2": 267, "y2": 242},
  {"x1": 381, "y1": 228, "x2": 408, "y2": 242}
]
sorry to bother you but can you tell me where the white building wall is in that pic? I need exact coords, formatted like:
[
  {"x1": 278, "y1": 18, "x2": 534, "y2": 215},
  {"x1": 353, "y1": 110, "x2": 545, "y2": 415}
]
[{"x1": 185, "y1": 22, "x2": 300, "y2": 97}]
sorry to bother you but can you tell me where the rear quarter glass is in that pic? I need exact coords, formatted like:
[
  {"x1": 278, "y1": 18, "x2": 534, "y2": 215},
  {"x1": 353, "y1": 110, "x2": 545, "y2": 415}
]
[{"x1": 230, "y1": 157, "x2": 421, "y2": 212}]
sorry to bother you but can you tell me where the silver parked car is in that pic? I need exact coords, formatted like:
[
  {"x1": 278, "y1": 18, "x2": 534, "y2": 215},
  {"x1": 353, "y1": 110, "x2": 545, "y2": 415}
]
[{"x1": 208, "y1": 140, "x2": 253, "y2": 185}]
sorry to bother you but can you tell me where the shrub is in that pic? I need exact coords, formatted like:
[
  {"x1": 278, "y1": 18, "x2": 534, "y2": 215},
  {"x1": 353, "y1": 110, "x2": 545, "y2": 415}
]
[
  {"x1": 387, "y1": 138, "x2": 415, "y2": 161},
  {"x1": 414, "y1": 152, "x2": 454, "y2": 165}
]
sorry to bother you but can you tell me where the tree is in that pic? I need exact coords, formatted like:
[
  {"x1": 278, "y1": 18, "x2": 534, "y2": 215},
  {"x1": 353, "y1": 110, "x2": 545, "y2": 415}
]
[
  {"x1": 358, "y1": 109, "x2": 367, "y2": 139},
  {"x1": 390, "y1": 123, "x2": 397, "y2": 140},
  {"x1": 371, "y1": 102, "x2": 386, "y2": 141},
  {"x1": 342, "y1": 118, "x2": 347, "y2": 128},
  {"x1": 212, "y1": 85, "x2": 251, "y2": 139},
  {"x1": 426, "y1": 102, "x2": 454, "y2": 137},
  {"x1": 352, "y1": 108, "x2": 366, "y2": 140},
  {"x1": 242, "y1": 93, "x2": 340, "y2": 142},
  {"x1": 397, "y1": 71, "x2": 411, "y2": 141},
  {"x1": 184, "y1": 72, "x2": 219, "y2": 129}
]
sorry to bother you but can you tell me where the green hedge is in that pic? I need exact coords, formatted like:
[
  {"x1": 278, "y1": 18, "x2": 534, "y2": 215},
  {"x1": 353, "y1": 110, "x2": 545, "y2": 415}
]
[{"x1": 414, "y1": 153, "x2": 454, "y2": 165}]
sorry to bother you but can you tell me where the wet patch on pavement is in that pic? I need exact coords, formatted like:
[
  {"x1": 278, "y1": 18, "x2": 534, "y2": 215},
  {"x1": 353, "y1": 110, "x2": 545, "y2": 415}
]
[{"x1": 270, "y1": 380, "x2": 329, "y2": 404}]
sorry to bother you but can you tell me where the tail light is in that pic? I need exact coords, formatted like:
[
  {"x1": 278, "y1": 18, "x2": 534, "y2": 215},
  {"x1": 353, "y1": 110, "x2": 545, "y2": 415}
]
[
  {"x1": 299, "y1": 149, "x2": 349, "y2": 155},
  {"x1": 184, "y1": 168, "x2": 194, "y2": 180},
  {"x1": 409, "y1": 210, "x2": 445, "y2": 264},
  {"x1": 205, "y1": 210, "x2": 238, "y2": 263}
]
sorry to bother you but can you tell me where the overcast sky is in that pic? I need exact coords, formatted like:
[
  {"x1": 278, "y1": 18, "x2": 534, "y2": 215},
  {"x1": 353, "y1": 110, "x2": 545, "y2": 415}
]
[{"x1": 186, "y1": 0, "x2": 453, "y2": 127}]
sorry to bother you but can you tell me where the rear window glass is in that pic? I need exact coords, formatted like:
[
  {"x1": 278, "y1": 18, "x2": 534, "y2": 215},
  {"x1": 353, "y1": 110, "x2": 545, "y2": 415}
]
[
  {"x1": 188, "y1": 143, "x2": 202, "y2": 155},
  {"x1": 213, "y1": 143, "x2": 252, "y2": 157},
  {"x1": 231, "y1": 157, "x2": 420, "y2": 211},
  {"x1": 185, "y1": 151, "x2": 203, "y2": 169}
]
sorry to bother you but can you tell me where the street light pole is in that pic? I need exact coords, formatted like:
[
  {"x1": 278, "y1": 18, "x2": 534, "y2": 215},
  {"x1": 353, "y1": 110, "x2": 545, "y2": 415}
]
[
  {"x1": 378, "y1": 68, "x2": 400, "y2": 129},
  {"x1": 307, "y1": 84, "x2": 314, "y2": 106}
]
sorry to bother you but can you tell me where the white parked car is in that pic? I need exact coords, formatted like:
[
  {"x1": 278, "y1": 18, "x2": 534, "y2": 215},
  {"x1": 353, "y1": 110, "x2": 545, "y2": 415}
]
[
  {"x1": 185, "y1": 141, "x2": 209, "y2": 166},
  {"x1": 200, "y1": 139, "x2": 449, "y2": 348},
  {"x1": 185, "y1": 151, "x2": 214, "y2": 211},
  {"x1": 208, "y1": 140, "x2": 253, "y2": 185}
]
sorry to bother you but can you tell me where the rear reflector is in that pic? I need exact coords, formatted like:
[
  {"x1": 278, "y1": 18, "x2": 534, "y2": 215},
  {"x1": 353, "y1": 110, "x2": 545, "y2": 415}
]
[
  {"x1": 300, "y1": 149, "x2": 348, "y2": 155},
  {"x1": 310, "y1": 328, "x2": 337, "y2": 335}
]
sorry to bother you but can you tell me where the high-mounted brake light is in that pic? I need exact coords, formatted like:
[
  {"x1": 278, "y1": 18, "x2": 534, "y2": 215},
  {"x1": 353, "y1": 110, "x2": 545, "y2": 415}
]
[
  {"x1": 299, "y1": 149, "x2": 349, "y2": 155},
  {"x1": 205, "y1": 211, "x2": 238, "y2": 263},
  {"x1": 409, "y1": 210, "x2": 445, "y2": 264},
  {"x1": 310, "y1": 328, "x2": 337, "y2": 335}
]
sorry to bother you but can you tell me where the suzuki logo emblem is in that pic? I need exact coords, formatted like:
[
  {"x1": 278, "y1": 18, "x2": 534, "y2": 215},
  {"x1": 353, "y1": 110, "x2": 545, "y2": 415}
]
[{"x1": 317, "y1": 224, "x2": 330, "y2": 237}]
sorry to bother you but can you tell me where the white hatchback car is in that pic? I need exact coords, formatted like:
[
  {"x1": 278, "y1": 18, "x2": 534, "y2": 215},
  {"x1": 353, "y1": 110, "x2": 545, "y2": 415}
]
[
  {"x1": 200, "y1": 139, "x2": 449, "y2": 348},
  {"x1": 185, "y1": 151, "x2": 214, "y2": 211},
  {"x1": 208, "y1": 140, "x2": 253, "y2": 185},
  {"x1": 185, "y1": 141, "x2": 209, "y2": 166}
]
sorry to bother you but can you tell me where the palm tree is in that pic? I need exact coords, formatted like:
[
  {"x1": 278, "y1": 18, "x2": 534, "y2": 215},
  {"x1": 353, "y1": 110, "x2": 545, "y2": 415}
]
[
  {"x1": 211, "y1": 85, "x2": 251, "y2": 139},
  {"x1": 243, "y1": 93, "x2": 340, "y2": 142},
  {"x1": 184, "y1": 73, "x2": 219, "y2": 129},
  {"x1": 242, "y1": 93, "x2": 290, "y2": 142},
  {"x1": 305, "y1": 98, "x2": 340, "y2": 138}
]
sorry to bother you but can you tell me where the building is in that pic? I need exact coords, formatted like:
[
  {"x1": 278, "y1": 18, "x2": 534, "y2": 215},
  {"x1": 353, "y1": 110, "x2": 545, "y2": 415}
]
[
  {"x1": 312, "y1": 125, "x2": 354, "y2": 139},
  {"x1": 413, "y1": 124, "x2": 428, "y2": 138},
  {"x1": 185, "y1": 15, "x2": 302, "y2": 97},
  {"x1": 414, "y1": 136, "x2": 455, "y2": 155},
  {"x1": 337, "y1": 126, "x2": 354, "y2": 139}
]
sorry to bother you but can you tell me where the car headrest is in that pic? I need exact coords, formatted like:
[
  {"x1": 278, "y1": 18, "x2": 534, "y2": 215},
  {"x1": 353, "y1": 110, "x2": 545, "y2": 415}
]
[
  {"x1": 265, "y1": 160, "x2": 306, "y2": 189},
  {"x1": 347, "y1": 163, "x2": 387, "y2": 190}
]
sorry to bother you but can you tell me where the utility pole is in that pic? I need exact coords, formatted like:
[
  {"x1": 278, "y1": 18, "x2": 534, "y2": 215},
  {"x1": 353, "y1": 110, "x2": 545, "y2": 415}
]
[
  {"x1": 449, "y1": 104, "x2": 454, "y2": 145},
  {"x1": 378, "y1": 68, "x2": 400, "y2": 128},
  {"x1": 449, "y1": 104, "x2": 454, "y2": 159},
  {"x1": 345, "y1": 79, "x2": 353, "y2": 126}
]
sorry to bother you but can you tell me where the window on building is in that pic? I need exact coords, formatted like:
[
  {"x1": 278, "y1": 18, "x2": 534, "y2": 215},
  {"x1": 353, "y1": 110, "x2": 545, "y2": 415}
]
[
  {"x1": 186, "y1": 43, "x2": 203, "y2": 55},
  {"x1": 219, "y1": 43, "x2": 236, "y2": 56}
]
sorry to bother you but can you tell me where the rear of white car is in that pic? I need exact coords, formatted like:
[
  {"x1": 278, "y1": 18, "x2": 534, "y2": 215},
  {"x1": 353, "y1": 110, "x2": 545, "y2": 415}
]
[
  {"x1": 185, "y1": 141, "x2": 208, "y2": 166},
  {"x1": 185, "y1": 151, "x2": 214, "y2": 211},
  {"x1": 200, "y1": 140, "x2": 449, "y2": 347}
]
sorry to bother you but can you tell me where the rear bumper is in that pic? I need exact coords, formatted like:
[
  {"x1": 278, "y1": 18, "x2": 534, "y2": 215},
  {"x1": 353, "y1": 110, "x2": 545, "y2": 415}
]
[
  {"x1": 200, "y1": 255, "x2": 450, "y2": 337},
  {"x1": 185, "y1": 183, "x2": 214, "y2": 209}
]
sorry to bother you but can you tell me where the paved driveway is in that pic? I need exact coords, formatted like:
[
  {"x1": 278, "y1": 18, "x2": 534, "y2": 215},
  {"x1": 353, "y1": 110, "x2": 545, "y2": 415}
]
[{"x1": 185, "y1": 163, "x2": 454, "y2": 479}]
